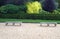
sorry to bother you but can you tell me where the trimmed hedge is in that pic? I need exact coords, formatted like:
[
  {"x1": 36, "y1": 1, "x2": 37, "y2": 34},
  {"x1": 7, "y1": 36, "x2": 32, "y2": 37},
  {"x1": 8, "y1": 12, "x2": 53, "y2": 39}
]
[{"x1": 0, "y1": 10, "x2": 60, "y2": 20}]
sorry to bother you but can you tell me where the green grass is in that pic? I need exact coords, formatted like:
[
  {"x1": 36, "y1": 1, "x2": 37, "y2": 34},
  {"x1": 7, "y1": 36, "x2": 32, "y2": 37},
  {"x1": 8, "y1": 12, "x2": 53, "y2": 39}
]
[{"x1": 0, "y1": 18, "x2": 60, "y2": 23}]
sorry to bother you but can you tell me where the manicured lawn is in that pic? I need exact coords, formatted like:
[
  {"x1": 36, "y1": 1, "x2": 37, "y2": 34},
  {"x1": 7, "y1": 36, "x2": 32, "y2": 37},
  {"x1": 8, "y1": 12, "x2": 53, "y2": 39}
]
[{"x1": 0, "y1": 18, "x2": 60, "y2": 23}]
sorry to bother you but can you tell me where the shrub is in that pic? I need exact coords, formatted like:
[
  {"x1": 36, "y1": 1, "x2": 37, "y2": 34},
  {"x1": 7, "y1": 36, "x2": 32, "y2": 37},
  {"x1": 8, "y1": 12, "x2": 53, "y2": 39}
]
[
  {"x1": 0, "y1": 4, "x2": 27, "y2": 19},
  {"x1": 0, "y1": 4, "x2": 20, "y2": 14},
  {"x1": 26, "y1": 1, "x2": 42, "y2": 14},
  {"x1": 0, "y1": 4, "x2": 26, "y2": 14}
]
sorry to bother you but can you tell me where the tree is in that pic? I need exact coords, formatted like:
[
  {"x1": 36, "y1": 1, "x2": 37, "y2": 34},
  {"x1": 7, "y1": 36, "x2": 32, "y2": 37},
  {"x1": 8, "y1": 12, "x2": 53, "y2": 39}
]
[
  {"x1": 56, "y1": 0, "x2": 60, "y2": 8},
  {"x1": 42, "y1": 0, "x2": 58, "y2": 12},
  {"x1": 0, "y1": 0, "x2": 7, "y2": 6},
  {"x1": 0, "y1": 0, "x2": 28, "y2": 6}
]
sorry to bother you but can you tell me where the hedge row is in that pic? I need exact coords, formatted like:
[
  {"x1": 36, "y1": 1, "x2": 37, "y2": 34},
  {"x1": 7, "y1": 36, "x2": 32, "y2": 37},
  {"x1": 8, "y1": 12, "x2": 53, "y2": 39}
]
[
  {"x1": 0, "y1": 4, "x2": 60, "y2": 20},
  {"x1": 0, "y1": 11, "x2": 60, "y2": 20}
]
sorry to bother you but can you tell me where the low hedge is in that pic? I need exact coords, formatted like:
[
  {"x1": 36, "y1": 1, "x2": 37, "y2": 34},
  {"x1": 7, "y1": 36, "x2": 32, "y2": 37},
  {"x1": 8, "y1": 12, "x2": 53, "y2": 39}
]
[{"x1": 0, "y1": 12, "x2": 60, "y2": 20}]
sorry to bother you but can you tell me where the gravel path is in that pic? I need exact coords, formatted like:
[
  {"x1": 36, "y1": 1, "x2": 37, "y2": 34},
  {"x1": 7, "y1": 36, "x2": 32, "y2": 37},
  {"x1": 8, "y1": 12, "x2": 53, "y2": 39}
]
[{"x1": 0, "y1": 23, "x2": 60, "y2": 39}]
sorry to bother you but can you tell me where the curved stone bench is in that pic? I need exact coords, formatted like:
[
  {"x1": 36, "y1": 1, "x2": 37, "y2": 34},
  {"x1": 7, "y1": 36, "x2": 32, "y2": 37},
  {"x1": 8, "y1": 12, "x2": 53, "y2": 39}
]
[
  {"x1": 40, "y1": 22, "x2": 57, "y2": 27},
  {"x1": 5, "y1": 21, "x2": 22, "y2": 26}
]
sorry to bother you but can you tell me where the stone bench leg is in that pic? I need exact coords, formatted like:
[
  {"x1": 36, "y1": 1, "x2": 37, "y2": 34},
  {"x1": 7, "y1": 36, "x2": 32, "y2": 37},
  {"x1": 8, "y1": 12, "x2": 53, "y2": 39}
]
[
  {"x1": 20, "y1": 23, "x2": 21, "y2": 26},
  {"x1": 13, "y1": 23, "x2": 15, "y2": 26},
  {"x1": 47, "y1": 24, "x2": 49, "y2": 26},
  {"x1": 55, "y1": 24, "x2": 57, "y2": 26},
  {"x1": 6, "y1": 23, "x2": 8, "y2": 26}
]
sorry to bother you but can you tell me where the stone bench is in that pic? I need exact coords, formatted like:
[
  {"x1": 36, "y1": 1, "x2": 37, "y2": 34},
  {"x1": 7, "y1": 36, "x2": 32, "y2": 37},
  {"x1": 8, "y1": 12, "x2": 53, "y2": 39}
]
[
  {"x1": 5, "y1": 21, "x2": 22, "y2": 26},
  {"x1": 40, "y1": 22, "x2": 57, "y2": 27}
]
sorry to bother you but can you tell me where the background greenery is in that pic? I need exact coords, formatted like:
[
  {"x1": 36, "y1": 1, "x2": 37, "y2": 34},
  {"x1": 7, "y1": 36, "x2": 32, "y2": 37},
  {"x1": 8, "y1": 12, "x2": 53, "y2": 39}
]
[{"x1": 0, "y1": 0, "x2": 60, "y2": 20}]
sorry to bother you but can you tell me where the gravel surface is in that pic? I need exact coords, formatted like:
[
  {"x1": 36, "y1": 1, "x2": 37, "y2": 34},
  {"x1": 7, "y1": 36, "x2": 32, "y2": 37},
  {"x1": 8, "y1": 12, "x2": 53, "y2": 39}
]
[{"x1": 0, "y1": 23, "x2": 60, "y2": 39}]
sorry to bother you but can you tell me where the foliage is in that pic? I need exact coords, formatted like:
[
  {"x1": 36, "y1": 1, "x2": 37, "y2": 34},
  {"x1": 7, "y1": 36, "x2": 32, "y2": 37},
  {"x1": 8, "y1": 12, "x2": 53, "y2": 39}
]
[
  {"x1": 0, "y1": 4, "x2": 27, "y2": 19},
  {"x1": 0, "y1": 0, "x2": 28, "y2": 6},
  {"x1": 42, "y1": 0, "x2": 58, "y2": 12},
  {"x1": 56, "y1": 0, "x2": 60, "y2": 8},
  {"x1": 0, "y1": 9, "x2": 60, "y2": 20},
  {"x1": 0, "y1": 4, "x2": 26, "y2": 14},
  {"x1": 0, "y1": 4, "x2": 20, "y2": 14},
  {"x1": 0, "y1": 0, "x2": 60, "y2": 20},
  {"x1": 26, "y1": 1, "x2": 42, "y2": 14},
  {"x1": 0, "y1": 0, "x2": 6, "y2": 6}
]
